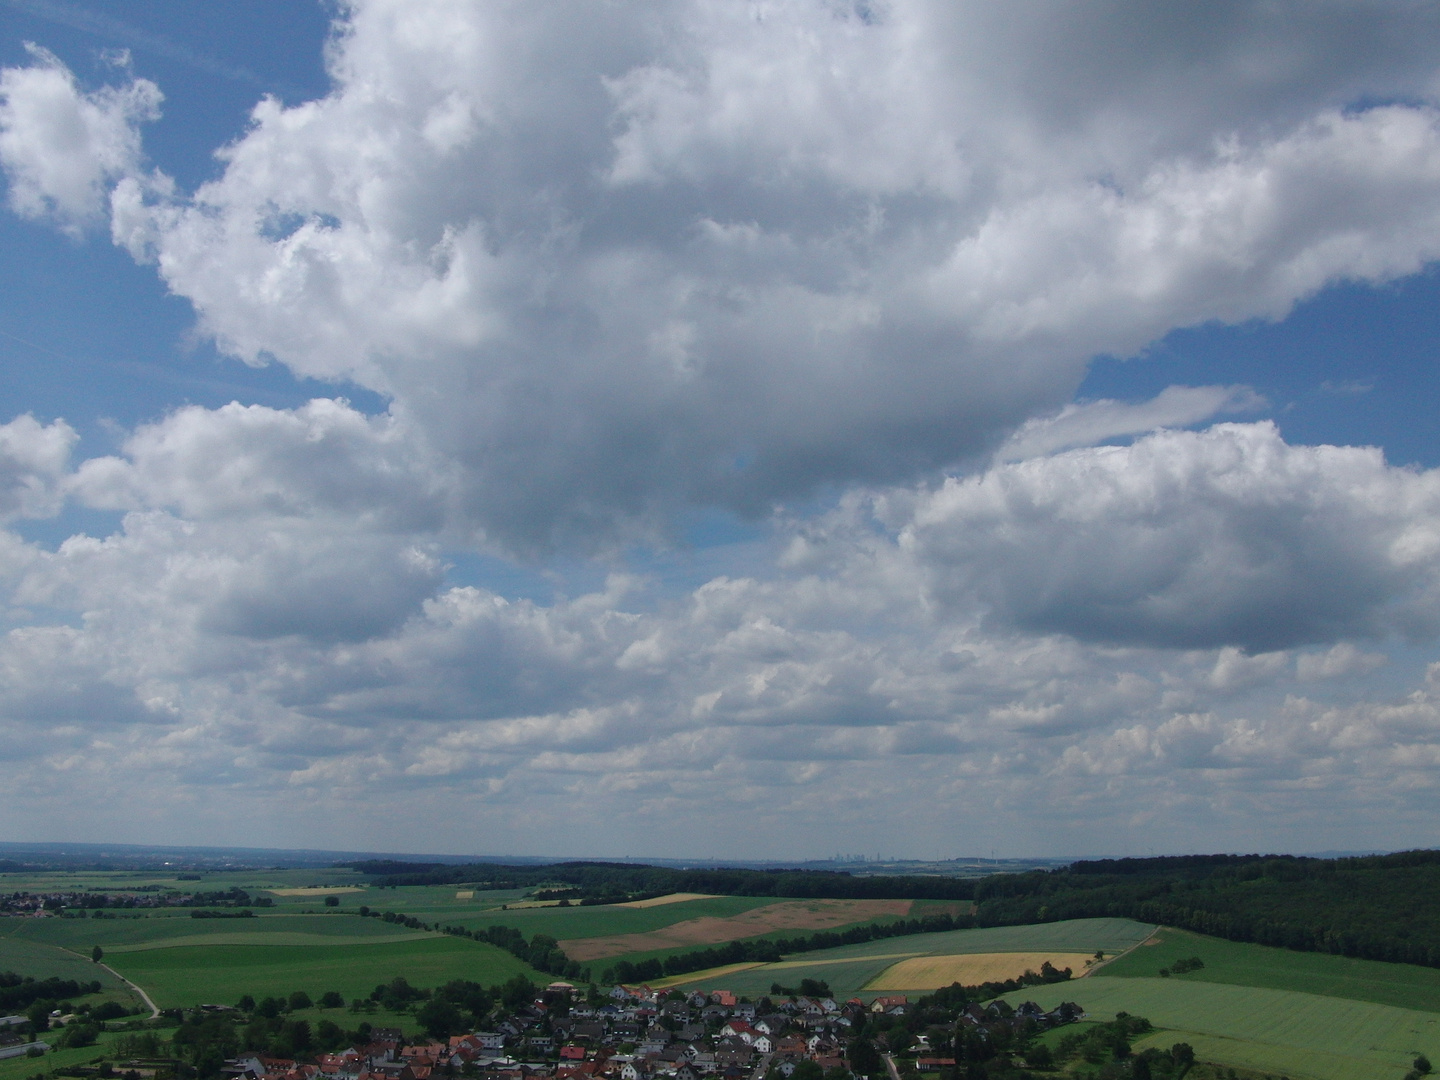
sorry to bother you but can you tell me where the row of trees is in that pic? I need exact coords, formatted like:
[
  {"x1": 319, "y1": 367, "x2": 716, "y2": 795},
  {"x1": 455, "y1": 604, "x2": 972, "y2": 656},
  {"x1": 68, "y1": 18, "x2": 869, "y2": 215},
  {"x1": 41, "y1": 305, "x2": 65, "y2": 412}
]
[
  {"x1": 0, "y1": 972, "x2": 103, "y2": 1013},
  {"x1": 600, "y1": 912, "x2": 980, "y2": 984},
  {"x1": 349, "y1": 850, "x2": 1440, "y2": 969},
  {"x1": 165, "y1": 973, "x2": 546, "y2": 1077}
]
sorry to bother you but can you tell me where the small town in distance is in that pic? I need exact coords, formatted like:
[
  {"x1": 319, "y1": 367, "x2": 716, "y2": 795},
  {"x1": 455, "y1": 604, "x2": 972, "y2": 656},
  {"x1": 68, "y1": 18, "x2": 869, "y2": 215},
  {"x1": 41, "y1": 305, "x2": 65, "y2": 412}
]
[{"x1": 2, "y1": 846, "x2": 1439, "y2": 1080}]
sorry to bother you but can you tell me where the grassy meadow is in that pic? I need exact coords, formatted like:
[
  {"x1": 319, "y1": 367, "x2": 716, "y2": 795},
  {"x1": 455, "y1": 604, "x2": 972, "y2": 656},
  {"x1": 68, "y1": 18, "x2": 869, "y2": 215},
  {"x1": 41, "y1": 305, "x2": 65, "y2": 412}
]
[
  {"x1": 7, "y1": 913, "x2": 430, "y2": 952},
  {"x1": 1009, "y1": 976, "x2": 1439, "y2": 1080},
  {"x1": 654, "y1": 917, "x2": 1155, "y2": 995},
  {"x1": 429, "y1": 894, "x2": 780, "y2": 940},
  {"x1": 1102, "y1": 925, "x2": 1440, "y2": 1013},
  {"x1": 106, "y1": 935, "x2": 545, "y2": 1009},
  {"x1": 15, "y1": 867, "x2": 1440, "y2": 1080}
]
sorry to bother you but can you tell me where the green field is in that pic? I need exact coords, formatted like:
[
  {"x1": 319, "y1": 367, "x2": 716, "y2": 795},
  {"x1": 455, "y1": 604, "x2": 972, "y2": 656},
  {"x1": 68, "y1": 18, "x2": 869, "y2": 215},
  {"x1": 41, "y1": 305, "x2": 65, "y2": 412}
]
[
  {"x1": 1102, "y1": 926, "x2": 1440, "y2": 1013},
  {"x1": 0, "y1": 1031, "x2": 130, "y2": 1080},
  {"x1": 105, "y1": 935, "x2": 546, "y2": 1008},
  {"x1": 425, "y1": 895, "x2": 780, "y2": 940},
  {"x1": 0, "y1": 934, "x2": 131, "y2": 985},
  {"x1": 1009, "y1": 976, "x2": 1440, "y2": 1080},
  {"x1": 656, "y1": 918, "x2": 1155, "y2": 996},
  {"x1": 7, "y1": 913, "x2": 430, "y2": 952}
]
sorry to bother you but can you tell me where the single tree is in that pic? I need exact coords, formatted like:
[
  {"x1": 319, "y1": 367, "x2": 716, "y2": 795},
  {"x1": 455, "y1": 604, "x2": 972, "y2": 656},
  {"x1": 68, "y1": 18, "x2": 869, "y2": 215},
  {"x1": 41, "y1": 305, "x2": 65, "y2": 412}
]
[
  {"x1": 848, "y1": 1038, "x2": 882, "y2": 1078},
  {"x1": 416, "y1": 998, "x2": 464, "y2": 1040},
  {"x1": 91, "y1": 945, "x2": 103, "y2": 963}
]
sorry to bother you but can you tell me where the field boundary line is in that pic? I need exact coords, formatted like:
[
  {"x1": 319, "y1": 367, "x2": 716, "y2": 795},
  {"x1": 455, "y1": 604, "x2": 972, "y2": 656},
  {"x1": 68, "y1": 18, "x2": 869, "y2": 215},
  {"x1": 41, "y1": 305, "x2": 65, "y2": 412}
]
[
  {"x1": 56, "y1": 946, "x2": 160, "y2": 1018},
  {"x1": 1079, "y1": 924, "x2": 1159, "y2": 978}
]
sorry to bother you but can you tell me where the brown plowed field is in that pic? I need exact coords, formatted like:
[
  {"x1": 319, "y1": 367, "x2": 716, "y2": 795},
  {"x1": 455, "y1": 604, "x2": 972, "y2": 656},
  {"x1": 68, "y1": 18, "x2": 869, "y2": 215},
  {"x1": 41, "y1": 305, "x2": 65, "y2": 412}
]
[{"x1": 560, "y1": 899, "x2": 913, "y2": 961}]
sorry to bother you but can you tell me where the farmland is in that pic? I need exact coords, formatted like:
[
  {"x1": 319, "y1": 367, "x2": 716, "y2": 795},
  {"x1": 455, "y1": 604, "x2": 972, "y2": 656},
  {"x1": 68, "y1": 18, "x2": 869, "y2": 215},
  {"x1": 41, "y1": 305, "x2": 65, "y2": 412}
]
[
  {"x1": 104, "y1": 935, "x2": 545, "y2": 1009},
  {"x1": 8, "y1": 859, "x2": 1440, "y2": 1080},
  {"x1": 1008, "y1": 976, "x2": 1440, "y2": 1080},
  {"x1": 865, "y1": 951, "x2": 1094, "y2": 990},
  {"x1": 654, "y1": 917, "x2": 1155, "y2": 995},
  {"x1": 1102, "y1": 925, "x2": 1440, "y2": 1012},
  {"x1": 560, "y1": 898, "x2": 916, "y2": 961},
  {"x1": 6, "y1": 913, "x2": 430, "y2": 952}
]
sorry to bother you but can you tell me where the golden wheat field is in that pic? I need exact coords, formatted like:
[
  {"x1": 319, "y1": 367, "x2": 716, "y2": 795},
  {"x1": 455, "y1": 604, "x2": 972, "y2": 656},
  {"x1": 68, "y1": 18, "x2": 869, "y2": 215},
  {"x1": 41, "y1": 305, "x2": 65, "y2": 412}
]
[{"x1": 865, "y1": 951, "x2": 1095, "y2": 990}]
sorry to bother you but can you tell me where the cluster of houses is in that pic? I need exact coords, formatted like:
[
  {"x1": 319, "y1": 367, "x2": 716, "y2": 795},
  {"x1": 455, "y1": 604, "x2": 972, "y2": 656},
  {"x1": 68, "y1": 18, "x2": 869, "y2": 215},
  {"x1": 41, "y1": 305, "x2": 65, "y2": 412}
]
[
  {"x1": 219, "y1": 984, "x2": 1083, "y2": 1080},
  {"x1": 0, "y1": 890, "x2": 229, "y2": 914},
  {"x1": 221, "y1": 983, "x2": 890, "y2": 1080}
]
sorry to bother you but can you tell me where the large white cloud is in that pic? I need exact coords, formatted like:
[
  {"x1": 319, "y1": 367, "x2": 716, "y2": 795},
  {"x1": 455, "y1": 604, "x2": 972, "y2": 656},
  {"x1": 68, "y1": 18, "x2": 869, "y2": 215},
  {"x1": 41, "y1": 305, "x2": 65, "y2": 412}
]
[
  {"x1": 894, "y1": 423, "x2": 1440, "y2": 651},
  {"x1": 0, "y1": 414, "x2": 75, "y2": 521},
  {"x1": 11, "y1": 1, "x2": 1440, "y2": 550},
  {"x1": 2, "y1": 2, "x2": 1440, "y2": 853},
  {"x1": 0, "y1": 45, "x2": 160, "y2": 234}
]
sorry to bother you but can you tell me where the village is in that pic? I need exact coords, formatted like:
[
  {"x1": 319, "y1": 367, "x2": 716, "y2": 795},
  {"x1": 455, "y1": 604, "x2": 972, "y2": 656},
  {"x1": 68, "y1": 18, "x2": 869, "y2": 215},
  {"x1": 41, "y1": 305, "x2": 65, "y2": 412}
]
[{"x1": 219, "y1": 984, "x2": 1084, "y2": 1080}]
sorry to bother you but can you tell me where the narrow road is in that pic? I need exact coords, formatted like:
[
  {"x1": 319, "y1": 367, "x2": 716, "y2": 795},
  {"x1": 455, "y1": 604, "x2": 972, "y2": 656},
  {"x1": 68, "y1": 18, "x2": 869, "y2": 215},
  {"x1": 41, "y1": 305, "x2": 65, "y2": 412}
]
[
  {"x1": 98, "y1": 960, "x2": 161, "y2": 1018},
  {"x1": 883, "y1": 1053, "x2": 902, "y2": 1080},
  {"x1": 1079, "y1": 924, "x2": 1160, "y2": 979},
  {"x1": 57, "y1": 947, "x2": 161, "y2": 1019}
]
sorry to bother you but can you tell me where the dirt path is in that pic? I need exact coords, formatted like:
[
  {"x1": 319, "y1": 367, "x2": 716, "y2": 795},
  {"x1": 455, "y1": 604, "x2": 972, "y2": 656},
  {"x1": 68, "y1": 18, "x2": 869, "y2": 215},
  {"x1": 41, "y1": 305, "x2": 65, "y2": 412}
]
[
  {"x1": 1078, "y1": 925, "x2": 1160, "y2": 978},
  {"x1": 100, "y1": 960, "x2": 160, "y2": 1018},
  {"x1": 57, "y1": 947, "x2": 160, "y2": 1018}
]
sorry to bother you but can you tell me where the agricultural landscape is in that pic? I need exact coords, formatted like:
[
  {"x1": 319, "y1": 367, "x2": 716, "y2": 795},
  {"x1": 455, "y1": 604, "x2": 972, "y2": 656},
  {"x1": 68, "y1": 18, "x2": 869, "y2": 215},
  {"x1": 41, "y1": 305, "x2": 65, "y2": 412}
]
[{"x1": 1, "y1": 850, "x2": 1439, "y2": 1080}]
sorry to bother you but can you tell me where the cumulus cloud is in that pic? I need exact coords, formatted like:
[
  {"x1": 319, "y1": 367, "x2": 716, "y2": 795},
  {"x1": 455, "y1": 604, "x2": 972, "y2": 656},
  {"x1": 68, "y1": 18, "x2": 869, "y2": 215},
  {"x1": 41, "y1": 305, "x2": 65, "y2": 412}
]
[
  {"x1": 3, "y1": 3, "x2": 1440, "y2": 853},
  {"x1": 0, "y1": 414, "x2": 75, "y2": 521},
  {"x1": 901, "y1": 423, "x2": 1440, "y2": 651},
  {"x1": 995, "y1": 385, "x2": 1264, "y2": 462},
  {"x1": 10, "y1": 2, "x2": 1440, "y2": 548},
  {"x1": 0, "y1": 44, "x2": 160, "y2": 234}
]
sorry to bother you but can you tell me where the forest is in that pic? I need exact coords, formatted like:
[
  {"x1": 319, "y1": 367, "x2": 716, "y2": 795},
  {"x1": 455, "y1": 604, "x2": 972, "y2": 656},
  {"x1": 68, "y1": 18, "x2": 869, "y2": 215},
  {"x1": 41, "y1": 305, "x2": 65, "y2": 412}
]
[{"x1": 352, "y1": 849, "x2": 1440, "y2": 968}]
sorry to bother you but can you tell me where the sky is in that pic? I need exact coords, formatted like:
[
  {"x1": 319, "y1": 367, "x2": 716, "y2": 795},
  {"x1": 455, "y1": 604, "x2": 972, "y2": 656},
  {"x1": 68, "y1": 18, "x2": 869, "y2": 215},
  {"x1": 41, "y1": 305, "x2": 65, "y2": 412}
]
[{"x1": 3, "y1": 1, "x2": 1440, "y2": 862}]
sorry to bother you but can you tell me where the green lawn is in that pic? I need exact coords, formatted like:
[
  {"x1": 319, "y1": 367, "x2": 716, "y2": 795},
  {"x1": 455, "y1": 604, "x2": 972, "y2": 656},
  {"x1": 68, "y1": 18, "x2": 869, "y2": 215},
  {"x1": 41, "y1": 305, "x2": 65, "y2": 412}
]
[
  {"x1": 1101, "y1": 926, "x2": 1440, "y2": 1013},
  {"x1": 1008, "y1": 976, "x2": 1440, "y2": 1080},
  {"x1": 106, "y1": 935, "x2": 546, "y2": 1008}
]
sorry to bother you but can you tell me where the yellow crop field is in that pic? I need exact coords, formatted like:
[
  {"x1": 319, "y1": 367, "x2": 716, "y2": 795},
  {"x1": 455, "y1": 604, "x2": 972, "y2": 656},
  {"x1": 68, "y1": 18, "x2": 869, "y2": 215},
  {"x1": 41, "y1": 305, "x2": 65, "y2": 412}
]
[
  {"x1": 616, "y1": 893, "x2": 721, "y2": 908},
  {"x1": 866, "y1": 951, "x2": 1094, "y2": 990},
  {"x1": 266, "y1": 886, "x2": 368, "y2": 896}
]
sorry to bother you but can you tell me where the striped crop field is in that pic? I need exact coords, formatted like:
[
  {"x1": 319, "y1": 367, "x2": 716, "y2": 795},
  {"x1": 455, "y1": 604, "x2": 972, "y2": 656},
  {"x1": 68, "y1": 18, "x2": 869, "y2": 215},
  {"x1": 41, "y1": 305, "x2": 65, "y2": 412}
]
[{"x1": 1007, "y1": 976, "x2": 1440, "y2": 1080}]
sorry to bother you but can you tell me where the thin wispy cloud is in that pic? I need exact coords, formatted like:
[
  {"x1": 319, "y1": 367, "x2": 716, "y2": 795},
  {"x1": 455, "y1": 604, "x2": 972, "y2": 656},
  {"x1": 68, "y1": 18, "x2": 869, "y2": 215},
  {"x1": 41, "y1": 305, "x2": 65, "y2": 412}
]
[{"x1": 2, "y1": 0, "x2": 310, "y2": 99}]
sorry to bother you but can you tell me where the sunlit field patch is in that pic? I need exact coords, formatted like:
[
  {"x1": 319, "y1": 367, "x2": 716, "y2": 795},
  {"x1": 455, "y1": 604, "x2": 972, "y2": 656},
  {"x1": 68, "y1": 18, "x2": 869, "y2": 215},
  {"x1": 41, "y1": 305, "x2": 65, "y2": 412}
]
[
  {"x1": 615, "y1": 893, "x2": 721, "y2": 908},
  {"x1": 865, "y1": 951, "x2": 1093, "y2": 990}
]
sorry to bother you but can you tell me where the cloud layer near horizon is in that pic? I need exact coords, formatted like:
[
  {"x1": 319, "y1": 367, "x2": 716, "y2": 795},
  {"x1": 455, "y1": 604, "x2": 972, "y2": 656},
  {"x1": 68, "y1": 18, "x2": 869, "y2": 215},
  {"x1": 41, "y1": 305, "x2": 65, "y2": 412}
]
[{"x1": 3, "y1": 0, "x2": 1440, "y2": 857}]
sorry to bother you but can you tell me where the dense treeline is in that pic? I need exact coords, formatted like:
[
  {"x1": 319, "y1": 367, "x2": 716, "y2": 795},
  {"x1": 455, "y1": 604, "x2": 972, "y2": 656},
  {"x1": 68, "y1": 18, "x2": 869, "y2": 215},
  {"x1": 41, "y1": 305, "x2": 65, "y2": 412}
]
[
  {"x1": 352, "y1": 849, "x2": 1440, "y2": 972},
  {"x1": 601, "y1": 911, "x2": 971, "y2": 983},
  {"x1": 347, "y1": 860, "x2": 977, "y2": 901},
  {"x1": 0, "y1": 972, "x2": 102, "y2": 1012},
  {"x1": 969, "y1": 850, "x2": 1440, "y2": 968},
  {"x1": 360, "y1": 906, "x2": 590, "y2": 981}
]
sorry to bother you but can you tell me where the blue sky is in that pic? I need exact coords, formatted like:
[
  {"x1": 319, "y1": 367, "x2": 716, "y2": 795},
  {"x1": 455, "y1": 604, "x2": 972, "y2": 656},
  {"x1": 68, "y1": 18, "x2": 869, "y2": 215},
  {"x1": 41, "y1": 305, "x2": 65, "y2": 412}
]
[{"x1": 3, "y1": 1, "x2": 1440, "y2": 860}]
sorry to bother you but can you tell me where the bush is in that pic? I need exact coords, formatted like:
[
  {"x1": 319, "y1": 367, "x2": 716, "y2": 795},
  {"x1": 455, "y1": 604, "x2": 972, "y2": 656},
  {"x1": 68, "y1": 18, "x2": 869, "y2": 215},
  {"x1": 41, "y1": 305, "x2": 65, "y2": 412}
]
[{"x1": 55, "y1": 1022, "x2": 99, "y2": 1049}]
